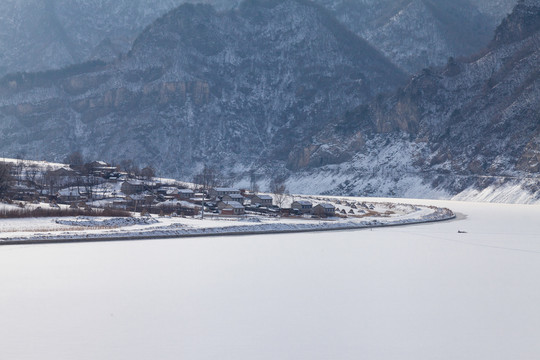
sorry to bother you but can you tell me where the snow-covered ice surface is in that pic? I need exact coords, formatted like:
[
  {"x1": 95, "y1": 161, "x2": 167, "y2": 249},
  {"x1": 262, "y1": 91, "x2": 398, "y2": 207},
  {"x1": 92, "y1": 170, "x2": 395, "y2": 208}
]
[{"x1": 0, "y1": 198, "x2": 539, "y2": 360}]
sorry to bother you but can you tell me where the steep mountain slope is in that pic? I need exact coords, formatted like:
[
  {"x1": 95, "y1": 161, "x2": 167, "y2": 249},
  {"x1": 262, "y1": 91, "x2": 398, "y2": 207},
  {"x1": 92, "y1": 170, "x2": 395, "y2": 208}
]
[
  {"x1": 0, "y1": 0, "x2": 239, "y2": 77},
  {"x1": 469, "y1": 0, "x2": 517, "y2": 18},
  {"x1": 0, "y1": 0, "x2": 406, "y2": 178},
  {"x1": 286, "y1": 0, "x2": 539, "y2": 201},
  {"x1": 0, "y1": 0, "x2": 516, "y2": 77},
  {"x1": 315, "y1": 0, "x2": 515, "y2": 73}
]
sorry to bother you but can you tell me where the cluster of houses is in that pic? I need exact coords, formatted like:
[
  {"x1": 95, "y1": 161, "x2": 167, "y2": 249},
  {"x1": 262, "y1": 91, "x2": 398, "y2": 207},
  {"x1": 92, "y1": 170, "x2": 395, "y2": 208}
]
[
  {"x1": 203, "y1": 188, "x2": 337, "y2": 217},
  {"x1": 5, "y1": 160, "x2": 338, "y2": 218},
  {"x1": 207, "y1": 188, "x2": 274, "y2": 216}
]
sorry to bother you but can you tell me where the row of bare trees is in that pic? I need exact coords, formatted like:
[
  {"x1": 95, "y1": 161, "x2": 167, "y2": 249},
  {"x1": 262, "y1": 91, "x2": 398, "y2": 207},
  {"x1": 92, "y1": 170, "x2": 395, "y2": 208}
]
[
  {"x1": 64, "y1": 151, "x2": 155, "y2": 179},
  {"x1": 0, "y1": 162, "x2": 12, "y2": 199}
]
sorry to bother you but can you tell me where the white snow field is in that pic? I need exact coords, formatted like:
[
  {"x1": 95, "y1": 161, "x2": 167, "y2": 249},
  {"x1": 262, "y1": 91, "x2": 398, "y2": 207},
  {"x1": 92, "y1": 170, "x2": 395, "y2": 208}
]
[{"x1": 0, "y1": 198, "x2": 539, "y2": 360}]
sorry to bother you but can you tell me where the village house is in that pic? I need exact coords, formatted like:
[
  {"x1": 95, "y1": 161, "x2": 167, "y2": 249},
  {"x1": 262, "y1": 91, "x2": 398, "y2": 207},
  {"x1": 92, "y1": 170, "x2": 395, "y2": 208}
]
[
  {"x1": 57, "y1": 187, "x2": 86, "y2": 203},
  {"x1": 125, "y1": 193, "x2": 155, "y2": 210},
  {"x1": 156, "y1": 186, "x2": 178, "y2": 199},
  {"x1": 46, "y1": 167, "x2": 78, "y2": 186},
  {"x1": 86, "y1": 161, "x2": 117, "y2": 178},
  {"x1": 121, "y1": 180, "x2": 146, "y2": 195},
  {"x1": 222, "y1": 193, "x2": 245, "y2": 204},
  {"x1": 111, "y1": 198, "x2": 128, "y2": 209},
  {"x1": 48, "y1": 167, "x2": 78, "y2": 178},
  {"x1": 312, "y1": 203, "x2": 336, "y2": 217},
  {"x1": 208, "y1": 187, "x2": 240, "y2": 200},
  {"x1": 155, "y1": 199, "x2": 201, "y2": 216},
  {"x1": 178, "y1": 188, "x2": 194, "y2": 200},
  {"x1": 217, "y1": 201, "x2": 245, "y2": 215},
  {"x1": 250, "y1": 194, "x2": 273, "y2": 207},
  {"x1": 291, "y1": 200, "x2": 313, "y2": 214},
  {"x1": 8, "y1": 184, "x2": 39, "y2": 201}
]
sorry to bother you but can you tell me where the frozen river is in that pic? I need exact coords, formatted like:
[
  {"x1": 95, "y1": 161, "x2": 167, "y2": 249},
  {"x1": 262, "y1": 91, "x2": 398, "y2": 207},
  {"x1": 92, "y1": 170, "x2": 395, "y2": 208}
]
[{"x1": 1, "y1": 199, "x2": 539, "y2": 360}]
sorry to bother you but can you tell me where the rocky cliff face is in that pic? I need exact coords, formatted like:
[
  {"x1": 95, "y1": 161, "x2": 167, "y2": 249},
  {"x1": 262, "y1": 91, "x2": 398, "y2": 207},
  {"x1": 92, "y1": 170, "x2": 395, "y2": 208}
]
[
  {"x1": 286, "y1": 0, "x2": 539, "y2": 201},
  {"x1": 0, "y1": 0, "x2": 405, "y2": 179}
]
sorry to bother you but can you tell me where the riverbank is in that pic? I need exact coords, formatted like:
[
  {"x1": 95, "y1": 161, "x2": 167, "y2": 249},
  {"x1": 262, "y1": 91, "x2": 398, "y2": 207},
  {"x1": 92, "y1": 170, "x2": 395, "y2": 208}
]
[{"x1": 0, "y1": 202, "x2": 454, "y2": 245}]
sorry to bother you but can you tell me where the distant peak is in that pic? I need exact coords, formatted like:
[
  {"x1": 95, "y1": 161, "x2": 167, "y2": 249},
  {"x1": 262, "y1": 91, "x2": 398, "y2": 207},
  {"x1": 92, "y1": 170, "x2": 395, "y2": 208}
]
[{"x1": 491, "y1": 0, "x2": 540, "y2": 46}]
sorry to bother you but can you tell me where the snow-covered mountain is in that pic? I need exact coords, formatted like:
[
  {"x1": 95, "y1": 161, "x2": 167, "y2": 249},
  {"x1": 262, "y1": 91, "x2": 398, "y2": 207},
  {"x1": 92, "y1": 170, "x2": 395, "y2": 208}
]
[
  {"x1": 0, "y1": 0, "x2": 242, "y2": 77},
  {"x1": 0, "y1": 0, "x2": 537, "y2": 203},
  {"x1": 284, "y1": 0, "x2": 539, "y2": 202},
  {"x1": 0, "y1": 0, "x2": 517, "y2": 76},
  {"x1": 0, "y1": 0, "x2": 405, "y2": 178},
  {"x1": 315, "y1": 0, "x2": 518, "y2": 73}
]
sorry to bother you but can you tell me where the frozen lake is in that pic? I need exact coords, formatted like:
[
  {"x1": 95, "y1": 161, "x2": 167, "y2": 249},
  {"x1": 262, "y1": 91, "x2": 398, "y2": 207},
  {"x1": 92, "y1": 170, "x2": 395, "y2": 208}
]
[{"x1": 1, "y1": 199, "x2": 539, "y2": 360}]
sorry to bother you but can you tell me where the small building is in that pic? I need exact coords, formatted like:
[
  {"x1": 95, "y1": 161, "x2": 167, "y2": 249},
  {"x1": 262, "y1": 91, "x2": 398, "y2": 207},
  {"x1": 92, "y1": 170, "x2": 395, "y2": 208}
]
[
  {"x1": 8, "y1": 184, "x2": 39, "y2": 201},
  {"x1": 178, "y1": 188, "x2": 194, "y2": 200},
  {"x1": 217, "y1": 201, "x2": 245, "y2": 215},
  {"x1": 250, "y1": 194, "x2": 273, "y2": 207},
  {"x1": 87, "y1": 161, "x2": 117, "y2": 178},
  {"x1": 126, "y1": 193, "x2": 155, "y2": 210},
  {"x1": 157, "y1": 186, "x2": 177, "y2": 195},
  {"x1": 222, "y1": 193, "x2": 245, "y2": 204},
  {"x1": 112, "y1": 198, "x2": 128, "y2": 209},
  {"x1": 57, "y1": 187, "x2": 86, "y2": 203},
  {"x1": 48, "y1": 167, "x2": 78, "y2": 178},
  {"x1": 208, "y1": 187, "x2": 241, "y2": 199},
  {"x1": 312, "y1": 203, "x2": 336, "y2": 217},
  {"x1": 155, "y1": 199, "x2": 201, "y2": 216},
  {"x1": 291, "y1": 200, "x2": 313, "y2": 213},
  {"x1": 121, "y1": 180, "x2": 146, "y2": 195}
]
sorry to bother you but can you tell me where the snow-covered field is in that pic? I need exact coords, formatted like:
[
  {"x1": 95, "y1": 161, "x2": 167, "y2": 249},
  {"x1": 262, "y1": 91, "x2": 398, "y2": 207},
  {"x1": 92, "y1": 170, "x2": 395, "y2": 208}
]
[{"x1": 0, "y1": 198, "x2": 539, "y2": 360}]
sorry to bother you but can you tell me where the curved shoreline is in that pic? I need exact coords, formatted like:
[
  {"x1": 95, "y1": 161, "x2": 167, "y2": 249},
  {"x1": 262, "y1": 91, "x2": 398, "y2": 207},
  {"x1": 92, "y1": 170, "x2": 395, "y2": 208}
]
[{"x1": 0, "y1": 211, "x2": 456, "y2": 246}]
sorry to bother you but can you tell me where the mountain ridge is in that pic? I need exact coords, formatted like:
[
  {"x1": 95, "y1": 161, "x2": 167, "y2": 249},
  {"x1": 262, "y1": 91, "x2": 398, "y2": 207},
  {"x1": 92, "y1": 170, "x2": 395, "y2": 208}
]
[
  {"x1": 0, "y1": 0, "x2": 405, "y2": 178},
  {"x1": 284, "y1": 0, "x2": 539, "y2": 200}
]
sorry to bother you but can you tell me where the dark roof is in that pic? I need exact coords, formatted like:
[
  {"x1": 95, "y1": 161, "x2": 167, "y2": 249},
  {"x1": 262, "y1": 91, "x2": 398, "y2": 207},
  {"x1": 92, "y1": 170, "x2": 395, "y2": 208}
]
[
  {"x1": 317, "y1": 203, "x2": 335, "y2": 209},
  {"x1": 223, "y1": 201, "x2": 244, "y2": 209},
  {"x1": 254, "y1": 194, "x2": 273, "y2": 200}
]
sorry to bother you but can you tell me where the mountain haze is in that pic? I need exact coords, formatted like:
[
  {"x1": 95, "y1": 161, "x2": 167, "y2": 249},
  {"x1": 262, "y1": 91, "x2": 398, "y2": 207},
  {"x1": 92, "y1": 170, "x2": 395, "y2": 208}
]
[{"x1": 0, "y1": 0, "x2": 517, "y2": 76}]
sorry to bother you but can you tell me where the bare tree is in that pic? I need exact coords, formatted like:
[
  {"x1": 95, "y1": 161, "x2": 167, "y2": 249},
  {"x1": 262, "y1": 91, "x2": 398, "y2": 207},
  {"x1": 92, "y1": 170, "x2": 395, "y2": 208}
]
[
  {"x1": 193, "y1": 165, "x2": 220, "y2": 190},
  {"x1": 64, "y1": 151, "x2": 84, "y2": 171},
  {"x1": 25, "y1": 163, "x2": 40, "y2": 186},
  {"x1": 270, "y1": 177, "x2": 288, "y2": 210},
  {"x1": 83, "y1": 172, "x2": 100, "y2": 201},
  {"x1": 44, "y1": 168, "x2": 60, "y2": 197},
  {"x1": 119, "y1": 159, "x2": 138, "y2": 178},
  {"x1": 141, "y1": 166, "x2": 155, "y2": 180},
  {"x1": 15, "y1": 153, "x2": 25, "y2": 185},
  {"x1": 0, "y1": 162, "x2": 13, "y2": 199}
]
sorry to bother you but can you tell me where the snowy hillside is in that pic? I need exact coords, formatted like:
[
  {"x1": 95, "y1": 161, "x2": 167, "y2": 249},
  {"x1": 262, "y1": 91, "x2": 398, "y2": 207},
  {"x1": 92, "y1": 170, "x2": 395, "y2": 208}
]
[{"x1": 283, "y1": 0, "x2": 540, "y2": 203}]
